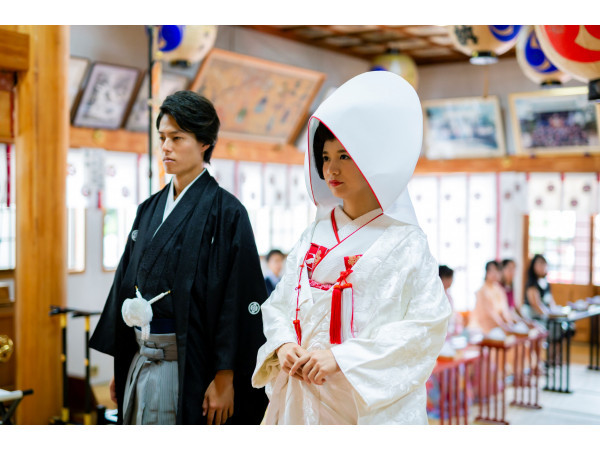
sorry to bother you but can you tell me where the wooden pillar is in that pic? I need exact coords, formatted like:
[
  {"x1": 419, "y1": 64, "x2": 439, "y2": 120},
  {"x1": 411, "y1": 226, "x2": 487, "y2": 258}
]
[{"x1": 14, "y1": 25, "x2": 69, "y2": 424}]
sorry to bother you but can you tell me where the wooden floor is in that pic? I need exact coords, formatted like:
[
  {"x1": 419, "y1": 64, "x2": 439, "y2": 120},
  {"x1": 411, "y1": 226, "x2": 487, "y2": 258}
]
[
  {"x1": 501, "y1": 342, "x2": 600, "y2": 425},
  {"x1": 464, "y1": 342, "x2": 600, "y2": 425}
]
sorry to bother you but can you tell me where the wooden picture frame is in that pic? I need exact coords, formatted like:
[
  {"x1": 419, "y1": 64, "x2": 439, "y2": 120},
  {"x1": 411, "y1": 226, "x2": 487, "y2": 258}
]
[
  {"x1": 72, "y1": 62, "x2": 140, "y2": 129},
  {"x1": 422, "y1": 96, "x2": 506, "y2": 160},
  {"x1": 68, "y1": 56, "x2": 90, "y2": 114},
  {"x1": 125, "y1": 71, "x2": 189, "y2": 132},
  {"x1": 190, "y1": 48, "x2": 325, "y2": 144},
  {"x1": 509, "y1": 86, "x2": 600, "y2": 156}
]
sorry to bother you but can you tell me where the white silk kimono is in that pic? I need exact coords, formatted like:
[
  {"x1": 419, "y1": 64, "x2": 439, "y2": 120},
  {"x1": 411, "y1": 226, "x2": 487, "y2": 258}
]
[{"x1": 252, "y1": 206, "x2": 451, "y2": 424}]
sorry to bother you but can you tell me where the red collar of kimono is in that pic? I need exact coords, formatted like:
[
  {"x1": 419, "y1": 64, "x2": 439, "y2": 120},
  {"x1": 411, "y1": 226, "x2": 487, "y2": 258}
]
[{"x1": 293, "y1": 208, "x2": 383, "y2": 346}]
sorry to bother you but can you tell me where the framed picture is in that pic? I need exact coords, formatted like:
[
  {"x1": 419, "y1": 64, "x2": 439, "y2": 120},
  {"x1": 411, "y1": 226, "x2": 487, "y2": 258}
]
[
  {"x1": 68, "y1": 56, "x2": 90, "y2": 113},
  {"x1": 125, "y1": 71, "x2": 189, "y2": 132},
  {"x1": 509, "y1": 86, "x2": 600, "y2": 156},
  {"x1": 422, "y1": 96, "x2": 506, "y2": 159},
  {"x1": 190, "y1": 48, "x2": 326, "y2": 144},
  {"x1": 72, "y1": 62, "x2": 140, "y2": 129}
]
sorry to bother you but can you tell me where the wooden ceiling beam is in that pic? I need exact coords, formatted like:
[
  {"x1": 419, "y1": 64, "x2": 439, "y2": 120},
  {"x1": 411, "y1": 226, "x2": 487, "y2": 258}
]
[
  {"x1": 415, "y1": 154, "x2": 600, "y2": 174},
  {"x1": 0, "y1": 28, "x2": 30, "y2": 71},
  {"x1": 245, "y1": 25, "x2": 373, "y2": 61}
]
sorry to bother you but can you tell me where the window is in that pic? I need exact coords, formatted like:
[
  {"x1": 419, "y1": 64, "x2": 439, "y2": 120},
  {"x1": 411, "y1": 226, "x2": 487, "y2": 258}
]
[
  {"x1": 102, "y1": 151, "x2": 140, "y2": 271},
  {"x1": 102, "y1": 206, "x2": 137, "y2": 270},
  {"x1": 528, "y1": 210, "x2": 591, "y2": 284}
]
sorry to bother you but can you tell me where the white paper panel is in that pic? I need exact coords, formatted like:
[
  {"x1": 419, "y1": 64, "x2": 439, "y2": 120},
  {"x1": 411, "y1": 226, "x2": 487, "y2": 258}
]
[
  {"x1": 438, "y1": 174, "x2": 469, "y2": 310},
  {"x1": 207, "y1": 159, "x2": 236, "y2": 195},
  {"x1": 528, "y1": 173, "x2": 562, "y2": 211},
  {"x1": 408, "y1": 175, "x2": 439, "y2": 259},
  {"x1": 263, "y1": 163, "x2": 288, "y2": 207},
  {"x1": 138, "y1": 153, "x2": 162, "y2": 203},
  {"x1": 467, "y1": 173, "x2": 497, "y2": 310},
  {"x1": 562, "y1": 172, "x2": 597, "y2": 214},
  {"x1": 66, "y1": 148, "x2": 88, "y2": 208},
  {"x1": 498, "y1": 172, "x2": 527, "y2": 306},
  {"x1": 104, "y1": 151, "x2": 138, "y2": 208},
  {"x1": 289, "y1": 165, "x2": 310, "y2": 206},
  {"x1": 238, "y1": 161, "x2": 263, "y2": 210}
]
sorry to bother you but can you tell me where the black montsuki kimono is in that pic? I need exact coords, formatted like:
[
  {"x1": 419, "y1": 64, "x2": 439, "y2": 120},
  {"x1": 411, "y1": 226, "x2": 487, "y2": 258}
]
[{"x1": 89, "y1": 172, "x2": 269, "y2": 424}]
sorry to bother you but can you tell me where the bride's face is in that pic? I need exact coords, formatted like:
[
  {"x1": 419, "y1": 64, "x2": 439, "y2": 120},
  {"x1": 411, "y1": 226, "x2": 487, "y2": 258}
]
[{"x1": 322, "y1": 138, "x2": 373, "y2": 202}]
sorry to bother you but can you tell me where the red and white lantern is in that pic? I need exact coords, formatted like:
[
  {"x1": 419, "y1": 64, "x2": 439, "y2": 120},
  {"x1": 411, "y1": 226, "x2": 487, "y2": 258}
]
[{"x1": 535, "y1": 25, "x2": 600, "y2": 101}]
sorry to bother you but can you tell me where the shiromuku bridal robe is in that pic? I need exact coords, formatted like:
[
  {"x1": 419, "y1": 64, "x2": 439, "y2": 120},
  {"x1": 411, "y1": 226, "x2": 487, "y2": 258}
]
[{"x1": 252, "y1": 71, "x2": 452, "y2": 425}]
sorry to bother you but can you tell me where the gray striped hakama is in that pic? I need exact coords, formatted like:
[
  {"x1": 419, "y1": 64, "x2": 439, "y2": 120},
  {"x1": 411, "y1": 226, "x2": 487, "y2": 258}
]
[{"x1": 122, "y1": 329, "x2": 179, "y2": 424}]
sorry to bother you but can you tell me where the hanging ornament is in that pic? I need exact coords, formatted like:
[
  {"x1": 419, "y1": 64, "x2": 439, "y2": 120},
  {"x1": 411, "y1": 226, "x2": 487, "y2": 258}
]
[
  {"x1": 447, "y1": 25, "x2": 522, "y2": 65},
  {"x1": 516, "y1": 26, "x2": 572, "y2": 87},
  {"x1": 371, "y1": 47, "x2": 418, "y2": 90},
  {"x1": 535, "y1": 25, "x2": 600, "y2": 101},
  {"x1": 157, "y1": 25, "x2": 218, "y2": 67}
]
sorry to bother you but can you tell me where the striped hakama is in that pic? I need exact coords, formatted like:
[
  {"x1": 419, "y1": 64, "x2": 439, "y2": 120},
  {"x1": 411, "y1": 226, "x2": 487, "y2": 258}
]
[{"x1": 122, "y1": 329, "x2": 178, "y2": 424}]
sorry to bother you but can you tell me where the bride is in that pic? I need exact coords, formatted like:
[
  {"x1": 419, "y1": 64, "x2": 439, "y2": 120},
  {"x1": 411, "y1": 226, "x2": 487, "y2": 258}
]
[{"x1": 252, "y1": 71, "x2": 451, "y2": 425}]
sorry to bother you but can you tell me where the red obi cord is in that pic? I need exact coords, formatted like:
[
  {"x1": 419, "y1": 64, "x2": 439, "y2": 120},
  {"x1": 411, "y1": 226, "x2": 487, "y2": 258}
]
[{"x1": 330, "y1": 282, "x2": 352, "y2": 344}]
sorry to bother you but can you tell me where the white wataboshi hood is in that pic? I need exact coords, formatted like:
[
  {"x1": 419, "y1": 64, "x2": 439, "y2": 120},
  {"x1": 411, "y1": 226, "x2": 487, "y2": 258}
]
[{"x1": 304, "y1": 71, "x2": 422, "y2": 226}]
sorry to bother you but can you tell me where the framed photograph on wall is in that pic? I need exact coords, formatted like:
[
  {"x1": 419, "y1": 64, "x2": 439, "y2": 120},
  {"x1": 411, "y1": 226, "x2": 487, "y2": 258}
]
[
  {"x1": 509, "y1": 86, "x2": 600, "y2": 156},
  {"x1": 72, "y1": 62, "x2": 140, "y2": 129},
  {"x1": 190, "y1": 48, "x2": 326, "y2": 144},
  {"x1": 125, "y1": 71, "x2": 189, "y2": 132},
  {"x1": 422, "y1": 96, "x2": 506, "y2": 159},
  {"x1": 68, "y1": 56, "x2": 90, "y2": 113}
]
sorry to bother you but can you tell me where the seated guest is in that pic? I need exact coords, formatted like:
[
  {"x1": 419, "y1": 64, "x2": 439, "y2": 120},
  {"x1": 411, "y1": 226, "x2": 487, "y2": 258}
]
[
  {"x1": 502, "y1": 258, "x2": 536, "y2": 328},
  {"x1": 470, "y1": 261, "x2": 519, "y2": 335},
  {"x1": 264, "y1": 249, "x2": 285, "y2": 296},
  {"x1": 523, "y1": 254, "x2": 557, "y2": 320},
  {"x1": 501, "y1": 259, "x2": 516, "y2": 310},
  {"x1": 439, "y1": 265, "x2": 463, "y2": 336}
]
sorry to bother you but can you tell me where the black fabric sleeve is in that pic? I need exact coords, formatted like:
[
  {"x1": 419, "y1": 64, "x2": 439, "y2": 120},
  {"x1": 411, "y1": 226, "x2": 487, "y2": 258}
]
[{"x1": 213, "y1": 205, "x2": 268, "y2": 372}]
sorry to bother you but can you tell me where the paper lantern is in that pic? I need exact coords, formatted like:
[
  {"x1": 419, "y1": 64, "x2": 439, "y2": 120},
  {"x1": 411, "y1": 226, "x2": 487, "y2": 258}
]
[
  {"x1": 516, "y1": 26, "x2": 571, "y2": 87},
  {"x1": 535, "y1": 25, "x2": 600, "y2": 101},
  {"x1": 447, "y1": 25, "x2": 522, "y2": 65},
  {"x1": 371, "y1": 49, "x2": 418, "y2": 90},
  {"x1": 158, "y1": 25, "x2": 218, "y2": 67}
]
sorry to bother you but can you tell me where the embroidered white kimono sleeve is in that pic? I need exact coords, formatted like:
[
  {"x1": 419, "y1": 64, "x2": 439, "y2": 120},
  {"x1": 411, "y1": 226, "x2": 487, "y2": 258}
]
[{"x1": 253, "y1": 224, "x2": 316, "y2": 389}]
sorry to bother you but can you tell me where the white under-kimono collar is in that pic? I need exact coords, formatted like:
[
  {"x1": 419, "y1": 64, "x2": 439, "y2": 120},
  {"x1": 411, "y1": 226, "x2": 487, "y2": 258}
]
[
  {"x1": 333, "y1": 205, "x2": 383, "y2": 241},
  {"x1": 162, "y1": 168, "x2": 206, "y2": 223}
]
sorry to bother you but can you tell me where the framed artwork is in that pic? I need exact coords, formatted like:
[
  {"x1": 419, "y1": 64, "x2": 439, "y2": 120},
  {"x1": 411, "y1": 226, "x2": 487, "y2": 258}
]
[
  {"x1": 509, "y1": 86, "x2": 600, "y2": 156},
  {"x1": 125, "y1": 71, "x2": 189, "y2": 132},
  {"x1": 190, "y1": 48, "x2": 326, "y2": 144},
  {"x1": 68, "y1": 56, "x2": 90, "y2": 113},
  {"x1": 72, "y1": 62, "x2": 140, "y2": 129},
  {"x1": 422, "y1": 96, "x2": 506, "y2": 159}
]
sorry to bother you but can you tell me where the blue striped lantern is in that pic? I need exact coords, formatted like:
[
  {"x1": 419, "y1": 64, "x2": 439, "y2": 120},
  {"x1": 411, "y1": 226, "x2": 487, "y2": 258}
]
[
  {"x1": 157, "y1": 25, "x2": 218, "y2": 67},
  {"x1": 516, "y1": 26, "x2": 571, "y2": 87},
  {"x1": 447, "y1": 25, "x2": 522, "y2": 65}
]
